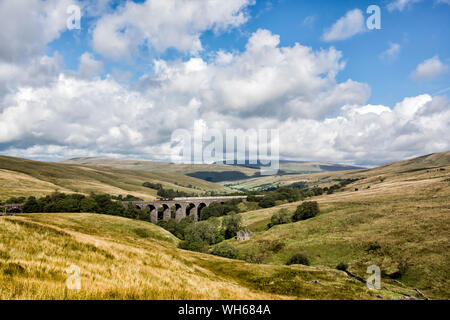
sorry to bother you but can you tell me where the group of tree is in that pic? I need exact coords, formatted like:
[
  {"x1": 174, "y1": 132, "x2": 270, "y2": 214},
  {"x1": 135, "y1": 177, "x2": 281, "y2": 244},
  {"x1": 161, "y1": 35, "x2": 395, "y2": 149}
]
[
  {"x1": 17, "y1": 192, "x2": 152, "y2": 222},
  {"x1": 267, "y1": 201, "x2": 320, "y2": 229},
  {"x1": 323, "y1": 178, "x2": 360, "y2": 194},
  {"x1": 246, "y1": 187, "x2": 303, "y2": 209},
  {"x1": 198, "y1": 199, "x2": 243, "y2": 221},
  {"x1": 159, "y1": 214, "x2": 243, "y2": 253}
]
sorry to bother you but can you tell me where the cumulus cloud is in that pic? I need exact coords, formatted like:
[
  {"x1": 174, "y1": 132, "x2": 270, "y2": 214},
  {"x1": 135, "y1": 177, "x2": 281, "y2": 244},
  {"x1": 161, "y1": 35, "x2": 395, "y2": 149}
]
[
  {"x1": 140, "y1": 29, "x2": 369, "y2": 120},
  {"x1": 0, "y1": 0, "x2": 76, "y2": 63},
  {"x1": 278, "y1": 94, "x2": 450, "y2": 165},
  {"x1": 78, "y1": 52, "x2": 104, "y2": 79},
  {"x1": 1, "y1": 28, "x2": 448, "y2": 165},
  {"x1": 322, "y1": 9, "x2": 365, "y2": 42},
  {"x1": 92, "y1": 0, "x2": 253, "y2": 61},
  {"x1": 412, "y1": 56, "x2": 448, "y2": 81},
  {"x1": 0, "y1": 53, "x2": 62, "y2": 98}
]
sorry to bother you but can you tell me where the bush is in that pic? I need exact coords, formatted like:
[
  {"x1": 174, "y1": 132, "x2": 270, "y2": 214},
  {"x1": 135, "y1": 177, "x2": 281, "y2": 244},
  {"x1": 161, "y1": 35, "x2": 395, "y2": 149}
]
[
  {"x1": 267, "y1": 208, "x2": 291, "y2": 229},
  {"x1": 222, "y1": 214, "x2": 243, "y2": 239},
  {"x1": 258, "y1": 195, "x2": 276, "y2": 208},
  {"x1": 336, "y1": 262, "x2": 348, "y2": 271},
  {"x1": 292, "y1": 201, "x2": 319, "y2": 222},
  {"x1": 23, "y1": 196, "x2": 41, "y2": 213},
  {"x1": 210, "y1": 243, "x2": 239, "y2": 259},
  {"x1": 179, "y1": 219, "x2": 224, "y2": 253},
  {"x1": 286, "y1": 253, "x2": 310, "y2": 266}
]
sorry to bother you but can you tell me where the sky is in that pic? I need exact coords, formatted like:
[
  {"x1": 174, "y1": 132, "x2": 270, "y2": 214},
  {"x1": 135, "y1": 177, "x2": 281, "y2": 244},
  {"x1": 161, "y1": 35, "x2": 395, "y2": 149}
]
[{"x1": 0, "y1": 0, "x2": 449, "y2": 166}]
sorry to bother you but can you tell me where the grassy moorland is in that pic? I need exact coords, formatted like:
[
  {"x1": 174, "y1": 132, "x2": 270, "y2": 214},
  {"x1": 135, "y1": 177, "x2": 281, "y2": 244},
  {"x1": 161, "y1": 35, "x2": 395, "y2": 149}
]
[
  {"x1": 0, "y1": 156, "x2": 231, "y2": 201},
  {"x1": 0, "y1": 212, "x2": 399, "y2": 300},
  {"x1": 231, "y1": 152, "x2": 450, "y2": 299},
  {"x1": 0, "y1": 152, "x2": 448, "y2": 300}
]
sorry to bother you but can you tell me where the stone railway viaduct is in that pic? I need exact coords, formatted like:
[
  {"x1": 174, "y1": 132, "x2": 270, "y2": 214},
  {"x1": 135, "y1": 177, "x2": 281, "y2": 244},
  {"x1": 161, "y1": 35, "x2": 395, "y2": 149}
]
[
  {"x1": 124, "y1": 196, "x2": 248, "y2": 224},
  {"x1": 0, "y1": 196, "x2": 250, "y2": 224}
]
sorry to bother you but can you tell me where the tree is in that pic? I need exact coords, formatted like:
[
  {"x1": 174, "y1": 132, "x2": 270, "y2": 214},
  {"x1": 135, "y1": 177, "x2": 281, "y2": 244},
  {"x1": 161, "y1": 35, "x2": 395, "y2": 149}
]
[
  {"x1": 267, "y1": 208, "x2": 291, "y2": 229},
  {"x1": 179, "y1": 219, "x2": 223, "y2": 252},
  {"x1": 23, "y1": 196, "x2": 41, "y2": 213},
  {"x1": 210, "y1": 243, "x2": 239, "y2": 259},
  {"x1": 292, "y1": 201, "x2": 319, "y2": 222},
  {"x1": 222, "y1": 214, "x2": 242, "y2": 239},
  {"x1": 258, "y1": 195, "x2": 276, "y2": 208},
  {"x1": 80, "y1": 197, "x2": 99, "y2": 213}
]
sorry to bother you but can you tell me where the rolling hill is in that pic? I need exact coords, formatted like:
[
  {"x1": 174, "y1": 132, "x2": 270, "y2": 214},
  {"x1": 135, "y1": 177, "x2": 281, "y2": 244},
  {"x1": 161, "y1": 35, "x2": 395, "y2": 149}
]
[
  {"x1": 229, "y1": 151, "x2": 450, "y2": 299},
  {"x1": 0, "y1": 212, "x2": 399, "y2": 299},
  {"x1": 0, "y1": 156, "x2": 232, "y2": 201},
  {"x1": 0, "y1": 151, "x2": 448, "y2": 299},
  {"x1": 62, "y1": 157, "x2": 363, "y2": 183}
]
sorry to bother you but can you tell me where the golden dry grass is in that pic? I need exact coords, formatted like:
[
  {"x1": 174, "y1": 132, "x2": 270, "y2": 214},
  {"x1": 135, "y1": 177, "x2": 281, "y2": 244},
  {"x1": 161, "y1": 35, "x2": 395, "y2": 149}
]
[{"x1": 0, "y1": 212, "x2": 387, "y2": 300}]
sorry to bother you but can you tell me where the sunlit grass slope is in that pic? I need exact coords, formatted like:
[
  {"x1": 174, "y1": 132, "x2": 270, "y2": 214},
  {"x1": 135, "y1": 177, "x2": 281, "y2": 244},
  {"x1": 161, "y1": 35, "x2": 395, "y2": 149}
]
[
  {"x1": 0, "y1": 155, "x2": 231, "y2": 201},
  {"x1": 1, "y1": 212, "x2": 398, "y2": 300},
  {"x1": 233, "y1": 152, "x2": 450, "y2": 299}
]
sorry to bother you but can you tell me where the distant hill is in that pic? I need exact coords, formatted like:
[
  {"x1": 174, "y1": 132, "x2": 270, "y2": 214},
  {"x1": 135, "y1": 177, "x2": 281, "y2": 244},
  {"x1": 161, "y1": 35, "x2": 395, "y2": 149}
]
[
  {"x1": 0, "y1": 155, "x2": 232, "y2": 201},
  {"x1": 63, "y1": 157, "x2": 363, "y2": 183},
  {"x1": 220, "y1": 151, "x2": 450, "y2": 191}
]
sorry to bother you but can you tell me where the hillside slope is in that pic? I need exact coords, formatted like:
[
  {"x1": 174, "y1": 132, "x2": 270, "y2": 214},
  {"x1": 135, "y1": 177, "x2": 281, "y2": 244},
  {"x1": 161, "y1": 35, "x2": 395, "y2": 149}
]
[
  {"x1": 0, "y1": 212, "x2": 402, "y2": 299},
  {"x1": 0, "y1": 156, "x2": 232, "y2": 201},
  {"x1": 231, "y1": 151, "x2": 450, "y2": 299}
]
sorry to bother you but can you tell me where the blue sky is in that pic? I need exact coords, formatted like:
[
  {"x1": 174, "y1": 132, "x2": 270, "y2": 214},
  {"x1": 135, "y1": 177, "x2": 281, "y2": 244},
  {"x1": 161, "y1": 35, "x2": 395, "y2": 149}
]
[
  {"x1": 49, "y1": 0, "x2": 450, "y2": 107},
  {"x1": 0, "y1": 0, "x2": 449, "y2": 165}
]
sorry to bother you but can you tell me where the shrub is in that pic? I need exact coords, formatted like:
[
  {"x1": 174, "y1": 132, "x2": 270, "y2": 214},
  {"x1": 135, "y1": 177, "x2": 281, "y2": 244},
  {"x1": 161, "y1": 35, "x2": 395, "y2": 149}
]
[
  {"x1": 23, "y1": 196, "x2": 41, "y2": 213},
  {"x1": 210, "y1": 243, "x2": 239, "y2": 259},
  {"x1": 179, "y1": 220, "x2": 223, "y2": 252},
  {"x1": 292, "y1": 201, "x2": 319, "y2": 222},
  {"x1": 258, "y1": 195, "x2": 276, "y2": 208},
  {"x1": 222, "y1": 214, "x2": 243, "y2": 239},
  {"x1": 267, "y1": 208, "x2": 291, "y2": 229},
  {"x1": 286, "y1": 253, "x2": 310, "y2": 266},
  {"x1": 336, "y1": 262, "x2": 348, "y2": 271}
]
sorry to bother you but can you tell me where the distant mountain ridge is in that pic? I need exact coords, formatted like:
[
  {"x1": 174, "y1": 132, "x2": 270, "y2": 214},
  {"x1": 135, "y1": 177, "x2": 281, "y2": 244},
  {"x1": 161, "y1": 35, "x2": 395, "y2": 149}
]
[{"x1": 63, "y1": 157, "x2": 364, "y2": 182}]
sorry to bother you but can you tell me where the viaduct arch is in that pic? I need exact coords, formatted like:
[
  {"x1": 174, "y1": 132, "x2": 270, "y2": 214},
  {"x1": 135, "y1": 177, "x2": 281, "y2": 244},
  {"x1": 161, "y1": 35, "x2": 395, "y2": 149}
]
[{"x1": 124, "y1": 196, "x2": 248, "y2": 224}]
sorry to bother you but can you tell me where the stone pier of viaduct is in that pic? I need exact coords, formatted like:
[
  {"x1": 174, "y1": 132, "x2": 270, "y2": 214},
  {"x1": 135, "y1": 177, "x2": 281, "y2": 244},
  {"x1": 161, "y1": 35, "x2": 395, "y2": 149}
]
[{"x1": 123, "y1": 196, "x2": 247, "y2": 224}]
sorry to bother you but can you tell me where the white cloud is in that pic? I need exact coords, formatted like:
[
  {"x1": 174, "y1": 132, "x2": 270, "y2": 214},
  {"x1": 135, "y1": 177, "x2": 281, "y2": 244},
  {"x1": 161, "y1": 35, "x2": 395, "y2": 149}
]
[
  {"x1": 92, "y1": 0, "x2": 253, "y2": 61},
  {"x1": 0, "y1": 53, "x2": 62, "y2": 97},
  {"x1": 0, "y1": 0, "x2": 76, "y2": 63},
  {"x1": 302, "y1": 15, "x2": 316, "y2": 27},
  {"x1": 380, "y1": 42, "x2": 401, "y2": 61},
  {"x1": 1, "y1": 29, "x2": 448, "y2": 165},
  {"x1": 387, "y1": 0, "x2": 450, "y2": 11},
  {"x1": 387, "y1": 0, "x2": 422, "y2": 12},
  {"x1": 78, "y1": 52, "x2": 104, "y2": 79},
  {"x1": 322, "y1": 9, "x2": 365, "y2": 42},
  {"x1": 412, "y1": 56, "x2": 448, "y2": 81}
]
